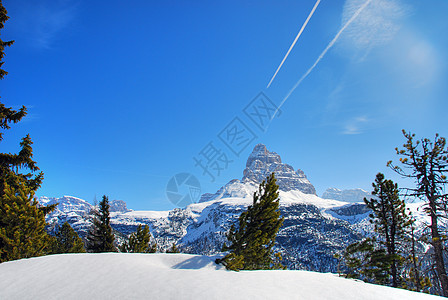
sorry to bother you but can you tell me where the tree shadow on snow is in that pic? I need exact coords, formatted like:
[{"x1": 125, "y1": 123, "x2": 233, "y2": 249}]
[{"x1": 172, "y1": 256, "x2": 215, "y2": 270}]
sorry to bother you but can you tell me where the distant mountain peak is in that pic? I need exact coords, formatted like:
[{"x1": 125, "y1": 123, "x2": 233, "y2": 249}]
[
  {"x1": 322, "y1": 188, "x2": 372, "y2": 203},
  {"x1": 242, "y1": 144, "x2": 316, "y2": 195},
  {"x1": 245, "y1": 143, "x2": 282, "y2": 167}
]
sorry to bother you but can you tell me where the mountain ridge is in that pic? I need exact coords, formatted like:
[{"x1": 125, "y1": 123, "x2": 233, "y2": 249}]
[{"x1": 38, "y1": 144, "x2": 374, "y2": 271}]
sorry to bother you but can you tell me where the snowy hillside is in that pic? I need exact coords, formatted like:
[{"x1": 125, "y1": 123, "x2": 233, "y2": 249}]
[{"x1": 0, "y1": 253, "x2": 440, "y2": 300}]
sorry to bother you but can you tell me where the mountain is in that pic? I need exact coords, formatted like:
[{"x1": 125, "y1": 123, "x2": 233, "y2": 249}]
[
  {"x1": 42, "y1": 196, "x2": 131, "y2": 238},
  {"x1": 0, "y1": 253, "x2": 438, "y2": 300},
  {"x1": 242, "y1": 144, "x2": 316, "y2": 194},
  {"x1": 176, "y1": 144, "x2": 371, "y2": 271},
  {"x1": 39, "y1": 144, "x2": 374, "y2": 272},
  {"x1": 322, "y1": 188, "x2": 373, "y2": 203},
  {"x1": 109, "y1": 200, "x2": 131, "y2": 213}
]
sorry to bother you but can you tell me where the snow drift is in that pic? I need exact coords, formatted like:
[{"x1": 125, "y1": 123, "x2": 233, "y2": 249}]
[{"x1": 0, "y1": 253, "x2": 441, "y2": 299}]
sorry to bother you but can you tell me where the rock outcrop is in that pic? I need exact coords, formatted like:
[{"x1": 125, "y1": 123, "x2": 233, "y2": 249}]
[{"x1": 242, "y1": 144, "x2": 316, "y2": 195}]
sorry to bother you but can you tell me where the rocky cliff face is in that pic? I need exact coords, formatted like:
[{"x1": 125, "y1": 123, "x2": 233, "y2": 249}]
[
  {"x1": 109, "y1": 200, "x2": 131, "y2": 213},
  {"x1": 180, "y1": 195, "x2": 363, "y2": 272},
  {"x1": 242, "y1": 144, "x2": 316, "y2": 194},
  {"x1": 199, "y1": 144, "x2": 317, "y2": 204}
]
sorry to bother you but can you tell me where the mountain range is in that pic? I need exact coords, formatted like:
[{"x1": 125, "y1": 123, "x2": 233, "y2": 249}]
[{"x1": 39, "y1": 144, "x2": 426, "y2": 272}]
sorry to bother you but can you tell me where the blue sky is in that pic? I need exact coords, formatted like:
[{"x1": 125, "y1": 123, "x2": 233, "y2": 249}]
[{"x1": 1, "y1": 0, "x2": 447, "y2": 210}]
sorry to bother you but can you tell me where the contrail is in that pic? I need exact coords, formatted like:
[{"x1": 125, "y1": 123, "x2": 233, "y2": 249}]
[
  {"x1": 272, "y1": 0, "x2": 373, "y2": 119},
  {"x1": 266, "y1": 0, "x2": 321, "y2": 89}
]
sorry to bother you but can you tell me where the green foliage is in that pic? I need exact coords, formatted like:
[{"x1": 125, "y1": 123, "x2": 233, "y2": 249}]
[
  {"x1": 120, "y1": 224, "x2": 156, "y2": 253},
  {"x1": 388, "y1": 130, "x2": 448, "y2": 296},
  {"x1": 217, "y1": 173, "x2": 285, "y2": 271},
  {"x1": 0, "y1": 0, "x2": 15, "y2": 80},
  {"x1": 364, "y1": 173, "x2": 413, "y2": 287},
  {"x1": 86, "y1": 195, "x2": 117, "y2": 253},
  {"x1": 0, "y1": 114, "x2": 43, "y2": 197},
  {"x1": 0, "y1": 183, "x2": 51, "y2": 262},
  {"x1": 51, "y1": 222, "x2": 86, "y2": 254},
  {"x1": 343, "y1": 238, "x2": 391, "y2": 284},
  {"x1": 0, "y1": 1, "x2": 53, "y2": 263}
]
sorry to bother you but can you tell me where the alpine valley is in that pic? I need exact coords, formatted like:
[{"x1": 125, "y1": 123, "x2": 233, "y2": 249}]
[{"x1": 38, "y1": 144, "x2": 428, "y2": 272}]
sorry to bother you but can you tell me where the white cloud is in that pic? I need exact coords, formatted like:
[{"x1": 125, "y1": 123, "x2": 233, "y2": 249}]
[
  {"x1": 342, "y1": 116, "x2": 369, "y2": 135},
  {"x1": 340, "y1": 0, "x2": 408, "y2": 52}
]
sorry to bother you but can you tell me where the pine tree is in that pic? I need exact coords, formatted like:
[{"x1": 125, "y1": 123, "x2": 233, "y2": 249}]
[
  {"x1": 388, "y1": 130, "x2": 448, "y2": 296},
  {"x1": 217, "y1": 173, "x2": 285, "y2": 271},
  {"x1": 86, "y1": 195, "x2": 117, "y2": 253},
  {"x1": 120, "y1": 224, "x2": 156, "y2": 253},
  {"x1": 51, "y1": 222, "x2": 86, "y2": 254},
  {"x1": 0, "y1": 183, "x2": 50, "y2": 262},
  {"x1": 343, "y1": 238, "x2": 391, "y2": 284},
  {"x1": 364, "y1": 173, "x2": 413, "y2": 287}
]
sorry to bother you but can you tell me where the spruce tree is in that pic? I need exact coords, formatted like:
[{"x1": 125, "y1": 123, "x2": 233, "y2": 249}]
[
  {"x1": 86, "y1": 195, "x2": 117, "y2": 253},
  {"x1": 51, "y1": 222, "x2": 86, "y2": 254},
  {"x1": 0, "y1": 183, "x2": 50, "y2": 262},
  {"x1": 120, "y1": 224, "x2": 156, "y2": 253},
  {"x1": 388, "y1": 130, "x2": 448, "y2": 296},
  {"x1": 0, "y1": 1, "x2": 54, "y2": 263},
  {"x1": 364, "y1": 173, "x2": 413, "y2": 287},
  {"x1": 217, "y1": 173, "x2": 284, "y2": 271}
]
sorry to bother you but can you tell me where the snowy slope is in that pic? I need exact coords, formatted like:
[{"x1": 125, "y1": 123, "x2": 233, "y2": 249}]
[{"x1": 0, "y1": 253, "x2": 440, "y2": 300}]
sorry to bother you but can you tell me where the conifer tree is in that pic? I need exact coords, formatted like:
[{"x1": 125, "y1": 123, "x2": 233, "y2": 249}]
[
  {"x1": 343, "y1": 238, "x2": 391, "y2": 284},
  {"x1": 120, "y1": 224, "x2": 156, "y2": 253},
  {"x1": 51, "y1": 222, "x2": 86, "y2": 254},
  {"x1": 0, "y1": 1, "x2": 54, "y2": 263},
  {"x1": 217, "y1": 173, "x2": 284, "y2": 271},
  {"x1": 388, "y1": 130, "x2": 448, "y2": 296},
  {"x1": 0, "y1": 1, "x2": 40, "y2": 196},
  {"x1": 0, "y1": 183, "x2": 50, "y2": 262},
  {"x1": 364, "y1": 173, "x2": 413, "y2": 287},
  {"x1": 86, "y1": 195, "x2": 117, "y2": 253}
]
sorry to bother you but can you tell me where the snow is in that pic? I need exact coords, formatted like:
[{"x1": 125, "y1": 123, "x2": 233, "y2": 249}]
[
  {"x1": 116, "y1": 210, "x2": 171, "y2": 219},
  {"x1": 187, "y1": 188, "x2": 350, "y2": 215},
  {"x1": 280, "y1": 190, "x2": 349, "y2": 209},
  {"x1": 0, "y1": 253, "x2": 441, "y2": 300}
]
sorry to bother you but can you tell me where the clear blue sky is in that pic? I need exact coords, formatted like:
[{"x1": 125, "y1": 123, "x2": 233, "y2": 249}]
[{"x1": 2, "y1": 0, "x2": 447, "y2": 210}]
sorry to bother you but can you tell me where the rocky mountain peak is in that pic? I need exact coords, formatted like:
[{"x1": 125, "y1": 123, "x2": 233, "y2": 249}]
[
  {"x1": 110, "y1": 200, "x2": 132, "y2": 213},
  {"x1": 245, "y1": 144, "x2": 282, "y2": 167},
  {"x1": 242, "y1": 144, "x2": 316, "y2": 195}
]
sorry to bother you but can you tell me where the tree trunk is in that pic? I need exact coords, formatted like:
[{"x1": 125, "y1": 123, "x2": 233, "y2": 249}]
[
  {"x1": 411, "y1": 226, "x2": 422, "y2": 291},
  {"x1": 430, "y1": 203, "x2": 448, "y2": 297}
]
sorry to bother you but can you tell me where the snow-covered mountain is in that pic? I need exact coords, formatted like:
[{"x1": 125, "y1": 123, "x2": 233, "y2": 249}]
[
  {"x1": 42, "y1": 196, "x2": 131, "y2": 238},
  {"x1": 38, "y1": 144, "x2": 391, "y2": 271},
  {"x1": 322, "y1": 187, "x2": 373, "y2": 203}
]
